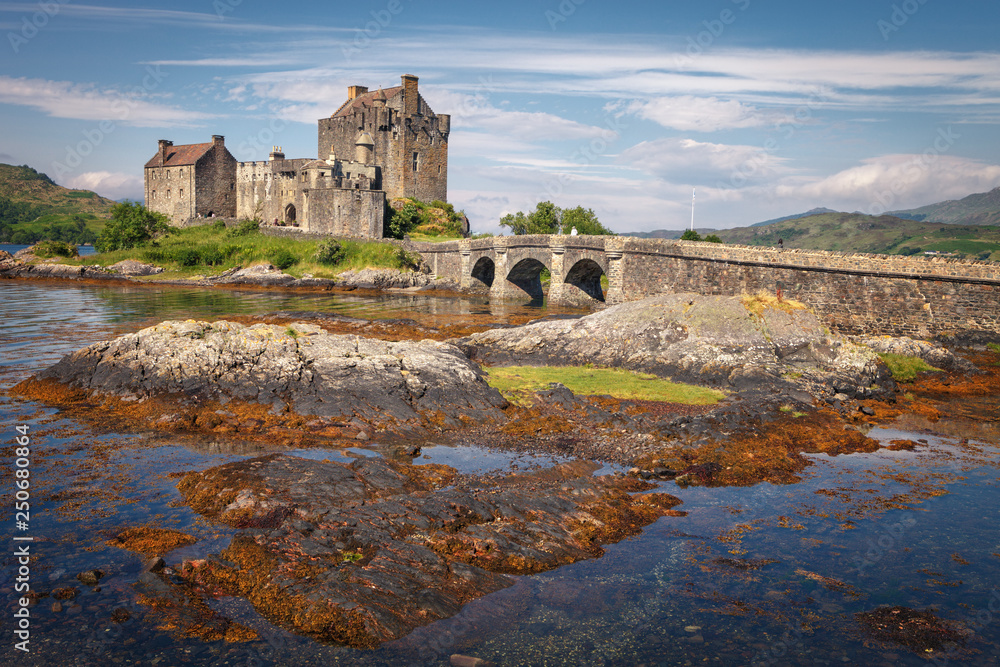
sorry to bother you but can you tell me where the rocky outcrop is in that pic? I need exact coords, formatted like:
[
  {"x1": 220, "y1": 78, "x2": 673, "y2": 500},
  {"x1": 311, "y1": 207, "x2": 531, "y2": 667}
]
[
  {"x1": 0, "y1": 260, "x2": 125, "y2": 282},
  {"x1": 107, "y1": 259, "x2": 164, "y2": 276},
  {"x1": 176, "y1": 454, "x2": 678, "y2": 647},
  {"x1": 24, "y1": 319, "x2": 507, "y2": 433},
  {"x1": 334, "y1": 268, "x2": 436, "y2": 290},
  {"x1": 856, "y1": 335, "x2": 979, "y2": 374},
  {"x1": 456, "y1": 293, "x2": 895, "y2": 402}
]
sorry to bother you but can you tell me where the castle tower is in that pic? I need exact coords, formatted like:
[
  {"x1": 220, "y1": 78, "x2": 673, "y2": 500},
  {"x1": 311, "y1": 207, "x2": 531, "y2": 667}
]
[{"x1": 317, "y1": 74, "x2": 449, "y2": 202}]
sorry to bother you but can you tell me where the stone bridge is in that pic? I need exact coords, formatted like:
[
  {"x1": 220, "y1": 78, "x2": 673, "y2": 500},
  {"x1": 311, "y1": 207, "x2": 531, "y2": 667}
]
[{"x1": 413, "y1": 235, "x2": 1000, "y2": 337}]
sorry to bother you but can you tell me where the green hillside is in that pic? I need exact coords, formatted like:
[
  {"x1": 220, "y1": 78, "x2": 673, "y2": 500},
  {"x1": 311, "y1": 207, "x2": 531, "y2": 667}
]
[
  {"x1": 891, "y1": 187, "x2": 1000, "y2": 226},
  {"x1": 0, "y1": 164, "x2": 115, "y2": 244},
  {"x1": 718, "y1": 212, "x2": 1000, "y2": 261}
]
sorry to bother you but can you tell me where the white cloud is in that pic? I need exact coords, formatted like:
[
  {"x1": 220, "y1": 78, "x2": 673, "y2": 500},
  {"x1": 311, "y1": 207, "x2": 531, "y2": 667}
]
[
  {"x1": 619, "y1": 137, "x2": 789, "y2": 184},
  {"x1": 774, "y1": 154, "x2": 1000, "y2": 214},
  {"x1": 625, "y1": 96, "x2": 780, "y2": 132},
  {"x1": 63, "y1": 171, "x2": 143, "y2": 201},
  {"x1": 0, "y1": 76, "x2": 215, "y2": 127}
]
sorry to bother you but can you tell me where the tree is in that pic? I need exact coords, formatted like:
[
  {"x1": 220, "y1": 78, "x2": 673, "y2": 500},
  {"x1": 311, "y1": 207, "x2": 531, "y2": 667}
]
[
  {"x1": 560, "y1": 206, "x2": 613, "y2": 235},
  {"x1": 704, "y1": 234, "x2": 723, "y2": 243},
  {"x1": 95, "y1": 201, "x2": 169, "y2": 252},
  {"x1": 499, "y1": 202, "x2": 613, "y2": 235},
  {"x1": 680, "y1": 229, "x2": 702, "y2": 241}
]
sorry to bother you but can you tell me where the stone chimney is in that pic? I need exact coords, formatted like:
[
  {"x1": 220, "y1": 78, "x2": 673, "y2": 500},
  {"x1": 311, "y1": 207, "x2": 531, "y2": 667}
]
[
  {"x1": 212, "y1": 135, "x2": 225, "y2": 148},
  {"x1": 348, "y1": 85, "x2": 368, "y2": 101},
  {"x1": 157, "y1": 139, "x2": 173, "y2": 166},
  {"x1": 402, "y1": 74, "x2": 419, "y2": 116},
  {"x1": 269, "y1": 146, "x2": 285, "y2": 162}
]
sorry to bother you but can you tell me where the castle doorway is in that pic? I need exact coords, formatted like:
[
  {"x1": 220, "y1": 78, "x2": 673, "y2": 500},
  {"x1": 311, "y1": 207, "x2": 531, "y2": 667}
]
[{"x1": 284, "y1": 204, "x2": 297, "y2": 223}]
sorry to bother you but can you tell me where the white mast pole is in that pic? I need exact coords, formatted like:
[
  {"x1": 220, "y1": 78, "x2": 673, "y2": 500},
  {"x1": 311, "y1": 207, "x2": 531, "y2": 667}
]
[{"x1": 690, "y1": 187, "x2": 696, "y2": 231}]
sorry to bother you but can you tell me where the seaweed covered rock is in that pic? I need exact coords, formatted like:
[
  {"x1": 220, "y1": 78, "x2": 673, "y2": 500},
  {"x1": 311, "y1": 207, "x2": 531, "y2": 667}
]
[
  {"x1": 456, "y1": 293, "x2": 895, "y2": 401},
  {"x1": 19, "y1": 320, "x2": 507, "y2": 434},
  {"x1": 176, "y1": 454, "x2": 677, "y2": 646}
]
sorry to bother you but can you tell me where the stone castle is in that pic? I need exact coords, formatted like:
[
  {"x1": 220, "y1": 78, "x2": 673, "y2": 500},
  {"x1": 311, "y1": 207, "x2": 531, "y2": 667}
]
[{"x1": 144, "y1": 74, "x2": 450, "y2": 238}]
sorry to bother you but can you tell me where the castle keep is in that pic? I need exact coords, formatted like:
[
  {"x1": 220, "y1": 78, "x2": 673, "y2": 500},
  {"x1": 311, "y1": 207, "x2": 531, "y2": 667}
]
[{"x1": 144, "y1": 74, "x2": 449, "y2": 238}]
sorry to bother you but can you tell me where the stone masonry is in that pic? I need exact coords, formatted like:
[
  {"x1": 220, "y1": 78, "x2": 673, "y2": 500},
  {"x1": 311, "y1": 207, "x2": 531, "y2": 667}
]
[
  {"x1": 414, "y1": 235, "x2": 1000, "y2": 337},
  {"x1": 145, "y1": 74, "x2": 448, "y2": 237}
]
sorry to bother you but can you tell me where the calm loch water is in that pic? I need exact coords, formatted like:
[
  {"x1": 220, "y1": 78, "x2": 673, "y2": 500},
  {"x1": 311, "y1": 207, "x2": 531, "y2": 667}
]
[{"x1": 1, "y1": 280, "x2": 998, "y2": 666}]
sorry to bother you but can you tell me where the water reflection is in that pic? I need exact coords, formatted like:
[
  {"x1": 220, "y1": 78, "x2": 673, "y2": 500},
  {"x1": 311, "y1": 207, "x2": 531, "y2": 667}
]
[{"x1": 0, "y1": 280, "x2": 998, "y2": 665}]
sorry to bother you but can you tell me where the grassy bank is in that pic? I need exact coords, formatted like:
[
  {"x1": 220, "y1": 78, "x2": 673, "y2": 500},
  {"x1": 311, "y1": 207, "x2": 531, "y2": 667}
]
[
  {"x1": 61, "y1": 220, "x2": 423, "y2": 280},
  {"x1": 486, "y1": 366, "x2": 726, "y2": 405}
]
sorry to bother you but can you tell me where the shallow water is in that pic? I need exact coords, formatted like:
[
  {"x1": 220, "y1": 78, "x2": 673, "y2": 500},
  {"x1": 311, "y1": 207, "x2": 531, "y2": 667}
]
[{"x1": 1, "y1": 280, "x2": 998, "y2": 666}]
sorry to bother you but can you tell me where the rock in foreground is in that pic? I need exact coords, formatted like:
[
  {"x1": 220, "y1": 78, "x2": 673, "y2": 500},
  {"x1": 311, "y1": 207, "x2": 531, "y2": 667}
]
[
  {"x1": 18, "y1": 320, "x2": 507, "y2": 435},
  {"x1": 458, "y1": 293, "x2": 894, "y2": 401},
  {"x1": 177, "y1": 454, "x2": 678, "y2": 647}
]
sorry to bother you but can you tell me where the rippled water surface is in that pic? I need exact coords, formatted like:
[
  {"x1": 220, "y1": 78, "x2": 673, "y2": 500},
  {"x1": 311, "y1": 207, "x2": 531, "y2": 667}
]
[{"x1": 1, "y1": 280, "x2": 998, "y2": 666}]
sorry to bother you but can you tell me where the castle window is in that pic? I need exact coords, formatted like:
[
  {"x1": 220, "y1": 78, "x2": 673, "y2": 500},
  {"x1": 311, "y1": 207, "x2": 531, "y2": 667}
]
[
  {"x1": 412, "y1": 152, "x2": 419, "y2": 172},
  {"x1": 179, "y1": 189, "x2": 184, "y2": 198}
]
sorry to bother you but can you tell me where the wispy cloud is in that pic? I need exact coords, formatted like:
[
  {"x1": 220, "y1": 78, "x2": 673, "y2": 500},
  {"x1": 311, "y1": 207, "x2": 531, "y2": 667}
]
[
  {"x1": 623, "y1": 96, "x2": 781, "y2": 132},
  {"x1": 0, "y1": 2, "x2": 350, "y2": 33},
  {"x1": 0, "y1": 75, "x2": 216, "y2": 127},
  {"x1": 619, "y1": 137, "x2": 789, "y2": 183}
]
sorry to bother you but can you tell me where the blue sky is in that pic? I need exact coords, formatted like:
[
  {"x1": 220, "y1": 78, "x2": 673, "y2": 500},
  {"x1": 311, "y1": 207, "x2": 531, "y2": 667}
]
[{"x1": 2, "y1": 0, "x2": 1000, "y2": 234}]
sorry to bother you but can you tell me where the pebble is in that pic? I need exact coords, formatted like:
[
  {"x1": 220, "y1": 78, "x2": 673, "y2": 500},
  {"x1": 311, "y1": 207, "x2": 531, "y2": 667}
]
[
  {"x1": 450, "y1": 655, "x2": 496, "y2": 667},
  {"x1": 684, "y1": 625, "x2": 702, "y2": 633},
  {"x1": 51, "y1": 602, "x2": 63, "y2": 613}
]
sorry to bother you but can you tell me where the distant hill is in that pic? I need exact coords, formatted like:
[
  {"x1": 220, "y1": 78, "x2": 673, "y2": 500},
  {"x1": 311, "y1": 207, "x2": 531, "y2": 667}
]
[
  {"x1": 717, "y1": 211, "x2": 1000, "y2": 261},
  {"x1": 0, "y1": 163, "x2": 114, "y2": 244},
  {"x1": 750, "y1": 207, "x2": 838, "y2": 228},
  {"x1": 622, "y1": 227, "x2": 718, "y2": 240},
  {"x1": 891, "y1": 187, "x2": 1000, "y2": 226}
]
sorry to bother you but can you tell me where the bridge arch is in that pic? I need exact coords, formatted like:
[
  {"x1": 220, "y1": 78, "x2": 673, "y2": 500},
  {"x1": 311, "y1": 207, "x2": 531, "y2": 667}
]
[
  {"x1": 504, "y1": 257, "x2": 549, "y2": 300},
  {"x1": 470, "y1": 256, "x2": 495, "y2": 290},
  {"x1": 558, "y1": 258, "x2": 606, "y2": 304}
]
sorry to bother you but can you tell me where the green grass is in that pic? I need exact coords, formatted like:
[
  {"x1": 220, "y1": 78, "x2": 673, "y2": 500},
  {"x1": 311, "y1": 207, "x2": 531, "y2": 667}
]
[
  {"x1": 877, "y1": 353, "x2": 943, "y2": 382},
  {"x1": 988, "y1": 343, "x2": 1000, "y2": 354},
  {"x1": 486, "y1": 365, "x2": 726, "y2": 405},
  {"x1": 63, "y1": 222, "x2": 421, "y2": 279}
]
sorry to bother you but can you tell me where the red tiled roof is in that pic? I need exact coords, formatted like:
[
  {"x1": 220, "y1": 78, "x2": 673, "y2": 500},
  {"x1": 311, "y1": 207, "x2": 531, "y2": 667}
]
[
  {"x1": 331, "y1": 86, "x2": 403, "y2": 118},
  {"x1": 144, "y1": 142, "x2": 213, "y2": 169}
]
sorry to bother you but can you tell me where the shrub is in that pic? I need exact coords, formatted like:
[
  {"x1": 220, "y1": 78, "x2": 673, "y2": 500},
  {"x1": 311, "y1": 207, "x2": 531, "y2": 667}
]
[
  {"x1": 212, "y1": 219, "x2": 227, "y2": 232},
  {"x1": 32, "y1": 240, "x2": 78, "y2": 258},
  {"x1": 704, "y1": 234, "x2": 723, "y2": 243},
  {"x1": 388, "y1": 203, "x2": 421, "y2": 239},
  {"x1": 315, "y1": 239, "x2": 345, "y2": 265},
  {"x1": 198, "y1": 244, "x2": 226, "y2": 266},
  {"x1": 173, "y1": 248, "x2": 201, "y2": 267},
  {"x1": 269, "y1": 248, "x2": 297, "y2": 270},
  {"x1": 96, "y1": 201, "x2": 169, "y2": 252},
  {"x1": 227, "y1": 219, "x2": 260, "y2": 238},
  {"x1": 680, "y1": 229, "x2": 702, "y2": 241}
]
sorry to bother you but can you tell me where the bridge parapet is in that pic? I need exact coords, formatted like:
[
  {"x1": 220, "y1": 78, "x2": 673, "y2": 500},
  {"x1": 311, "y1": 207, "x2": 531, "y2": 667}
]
[{"x1": 410, "y1": 235, "x2": 999, "y2": 335}]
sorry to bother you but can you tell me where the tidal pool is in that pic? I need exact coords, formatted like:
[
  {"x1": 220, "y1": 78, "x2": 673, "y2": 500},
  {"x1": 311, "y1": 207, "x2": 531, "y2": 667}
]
[{"x1": 1, "y1": 280, "x2": 997, "y2": 666}]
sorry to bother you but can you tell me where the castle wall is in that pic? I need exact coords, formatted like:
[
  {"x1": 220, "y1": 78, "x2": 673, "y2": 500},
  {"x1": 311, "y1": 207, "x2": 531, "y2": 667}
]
[
  {"x1": 194, "y1": 146, "x2": 237, "y2": 218},
  {"x1": 145, "y1": 165, "x2": 196, "y2": 224},
  {"x1": 305, "y1": 189, "x2": 384, "y2": 238}
]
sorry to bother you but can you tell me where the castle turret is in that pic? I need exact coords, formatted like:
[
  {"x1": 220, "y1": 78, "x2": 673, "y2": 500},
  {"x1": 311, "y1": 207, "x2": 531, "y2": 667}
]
[{"x1": 355, "y1": 133, "x2": 374, "y2": 164}]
